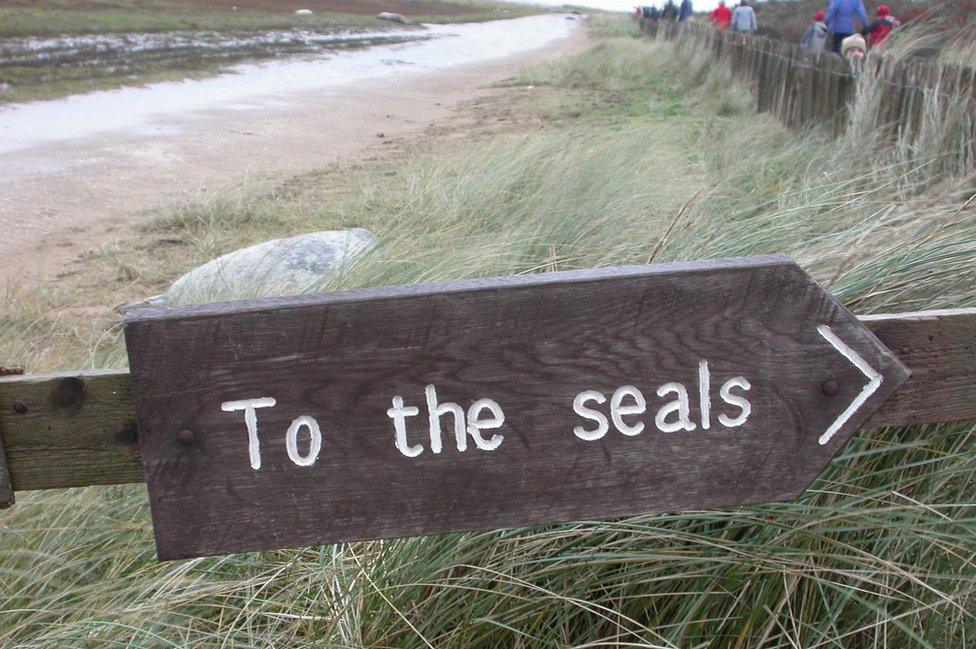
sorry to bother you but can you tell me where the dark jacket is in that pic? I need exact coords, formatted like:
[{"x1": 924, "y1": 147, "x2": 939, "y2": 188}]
[
  {"x1": 662, "y1": 1, "x2": 679, "y2": 21},
  {"x1": 642, "y1": 6, "x2": 661, "y2": 20},
  {"x1": 679, "y1": 0, "x2": 693, "y2": 21}
]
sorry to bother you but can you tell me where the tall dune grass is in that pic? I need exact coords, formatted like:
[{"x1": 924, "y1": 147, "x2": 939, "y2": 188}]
[{"x1": 1, "y1": 22, "x2": 975, "y2": 648}]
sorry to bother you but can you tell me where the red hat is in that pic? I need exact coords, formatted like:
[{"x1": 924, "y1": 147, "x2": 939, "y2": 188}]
[
  {"x1": 878, "y1": 4, "x2": 891, "y2": 16},
  {"x1": 814, "y1": 10, "x2": 826, "y2": 21}
]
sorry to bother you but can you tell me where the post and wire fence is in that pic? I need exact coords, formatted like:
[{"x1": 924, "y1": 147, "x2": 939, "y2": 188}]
[{"x1": 640, "y1": 19, "x2": 976, "y2": 139}]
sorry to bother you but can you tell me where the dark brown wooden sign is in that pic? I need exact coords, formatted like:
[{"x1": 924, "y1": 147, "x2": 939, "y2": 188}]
[{"x1": 124, "y1": 255, "x2": 909, "y2": 560}]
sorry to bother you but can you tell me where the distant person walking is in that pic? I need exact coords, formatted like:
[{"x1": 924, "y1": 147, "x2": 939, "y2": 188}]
[
  {"x1": 826, "y1": 0, "x2": 870, "y2": 54},
  {"x1": 801, "y1": 10, "x2": 830, "y2": 53},
  {"x1": 662, "y1": 0, "x2": 679, "y2": 22},
  {"x1": 679, "y1": 0, "x2": 693, "y2": 22},
  {"x1": 863, "y1": 4, "x2": 901, "y2": 48},
  {"x1": 709, "y1": 0, "x2": 732, "y2": 31},
  {"x1": 730, "y1": 1, "x2": 757, "y2": 34},
  {"x1": 641, "y1": 5, "x2": 661, "y2": 20}
]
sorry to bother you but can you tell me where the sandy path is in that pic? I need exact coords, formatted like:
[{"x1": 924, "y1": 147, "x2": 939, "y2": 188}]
[{"x1": 0, "y1": 18, "x2": 584, "y2": 284}]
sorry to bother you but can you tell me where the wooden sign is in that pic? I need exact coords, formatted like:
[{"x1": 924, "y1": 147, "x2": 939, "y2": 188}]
[{"x1": 124, "y1": 255, "x2": 909, "y2": 560}]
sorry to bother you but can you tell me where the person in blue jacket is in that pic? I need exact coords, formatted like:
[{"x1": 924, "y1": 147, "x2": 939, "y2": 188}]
[
  {"x1": 826, "y1": 0, "x2": 870, "y2": 54},
  {"x1": 679, "y1": 0, "x2": 693, "y2": 21}
]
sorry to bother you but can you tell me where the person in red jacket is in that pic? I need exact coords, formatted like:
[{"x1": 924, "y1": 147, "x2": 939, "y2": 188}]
[
  {"x1": 863, "y1": 4, "x2": 901, "y2": 48},
  {"x1": 709, "y1": 0, "x2": 732, "y2": 31}
]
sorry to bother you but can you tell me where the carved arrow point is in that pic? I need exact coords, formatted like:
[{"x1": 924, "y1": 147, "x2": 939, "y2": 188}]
[{"x1": 817, "y1": 324, "x2": 883, "y2": 446}]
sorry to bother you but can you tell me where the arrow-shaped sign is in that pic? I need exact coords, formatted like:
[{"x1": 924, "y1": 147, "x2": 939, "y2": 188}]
[{"x1": 124, "y1": 255, "x2": 910, "y2": 560}]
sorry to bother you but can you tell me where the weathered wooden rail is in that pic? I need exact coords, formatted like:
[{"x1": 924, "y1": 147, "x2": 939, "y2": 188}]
[
  {"x1": 640, "y1": 20, "x2": 976, "y2": 137},
  {"x1": 0, "y1": 307, "x2": 973, "y2": 507}
]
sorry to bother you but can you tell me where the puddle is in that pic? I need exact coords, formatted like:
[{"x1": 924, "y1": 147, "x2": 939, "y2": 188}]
[{"x1": 0, "y1": 15, "x2": 580, "y2": 154}]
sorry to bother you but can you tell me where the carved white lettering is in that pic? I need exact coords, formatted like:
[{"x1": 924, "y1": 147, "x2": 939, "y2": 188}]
[
  {"x1": 221, "y1": 397, "x2": 277, "y2": 470},
  {"x1": 718, "y1": 377, "x2": 752, "y2": 428},
  {"x1": 655, "y1": 382, "x2": 697, "y2": 433},
  {"x1": 286, "y1": 415, "x2": 322, "y2": 466},
  {"x1": 425, "y1": 384, "x2": 466, "y2": 453},
  {"x1": 387, "y1": 395, "x2": 423, "y2": 457},
  {"x1": 611, "y1": 385, "x2": 646, "y2": 436},
  {"x1": 466, "y1": 399, "x2": 505, "y2": 451},
  {"x1": 573, "y1": 390, "x2": 609, "y2": 441},
  {"x1": 698, "y1": 360, "x2": 711, "y2": 430}
]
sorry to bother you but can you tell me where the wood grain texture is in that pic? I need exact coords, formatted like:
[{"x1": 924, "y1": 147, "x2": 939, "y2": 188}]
[
  {"x1": 0, "y1": 370, "x2": 140, "y2": 490},
  {"x1": 123, "y1": 255, "x2": 908, "y2": 559},
  {"x1": 863, "y1": 309, "x2": 976, "y2": 428}
]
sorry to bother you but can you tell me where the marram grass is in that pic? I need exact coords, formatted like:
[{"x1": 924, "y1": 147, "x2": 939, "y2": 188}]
[{"x1": 1, "y1": 22, "x2": 975, "y2": 648}]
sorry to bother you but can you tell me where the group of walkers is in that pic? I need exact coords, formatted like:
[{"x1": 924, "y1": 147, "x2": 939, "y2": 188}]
[
  {"x1": 637, "y1": 1, "x2": 758, "y2": 34},
  {"x1": 800, "y1": 2, "x2": 901, "y2": 56},
  {"x1": 637, "y1": 0, "x2": 694, "y2": 23},
  {"x1": 707, "y1": 1, "x2": 757, "y2": 34},
  {"x1": 638, "y1": 0, "x2": 901, "y2": 62}
]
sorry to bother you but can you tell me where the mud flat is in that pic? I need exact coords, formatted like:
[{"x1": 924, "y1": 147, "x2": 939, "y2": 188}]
[
  {"x1": 0, "y1": 14, "x2": 584, "y2": 282},
  {"x1": 0, "y1": 0, "x2": 536, "y2": 101},
  {"x1": 0, "y1": 27, "x2": 433, "y2": 102}
]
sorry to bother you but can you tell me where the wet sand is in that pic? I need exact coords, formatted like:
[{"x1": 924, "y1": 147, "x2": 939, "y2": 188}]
[{"x1": 0, "y1": 15, "x2": 584, "y2": 283}]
